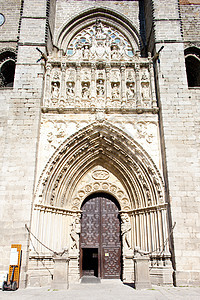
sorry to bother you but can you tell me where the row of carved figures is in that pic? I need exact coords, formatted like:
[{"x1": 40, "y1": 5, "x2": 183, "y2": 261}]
[{"x1": 50, "y1": 80, "x2": 150, "y2": 106}]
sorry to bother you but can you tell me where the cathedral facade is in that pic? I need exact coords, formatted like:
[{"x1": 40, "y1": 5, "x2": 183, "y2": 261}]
[{"x1": 0, "y1": 0, "x2": 200, "y2": 288}]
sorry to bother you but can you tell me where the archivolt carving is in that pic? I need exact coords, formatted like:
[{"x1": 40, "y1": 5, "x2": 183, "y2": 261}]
[
  {"x1": 35, "y1": 121, "x2": 165, "y2": 212},
  {"x1": 71, "y1": 181, "x2": 130, "y2": 211}
]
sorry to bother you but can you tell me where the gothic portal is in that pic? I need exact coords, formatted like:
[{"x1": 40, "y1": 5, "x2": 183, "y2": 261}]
[
  {"x1": 1, "y1": 0, "x2": 200, "y2": 289},
  {"x1": 18, "y1": 7, "x2": 172, "y2": 287}
]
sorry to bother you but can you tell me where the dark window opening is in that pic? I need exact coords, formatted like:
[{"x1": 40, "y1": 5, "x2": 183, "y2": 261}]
[
  {"x1": 185, "y1": 47, "x2": 200, "y2": 88},
  {"x1": 0, "y1": 50, "x2": 16, "y2": 88}
]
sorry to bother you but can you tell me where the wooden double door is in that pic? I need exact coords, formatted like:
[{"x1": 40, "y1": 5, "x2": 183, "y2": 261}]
[{"x1": 80, "y1": 193, "x2": 121, "y2": 279}]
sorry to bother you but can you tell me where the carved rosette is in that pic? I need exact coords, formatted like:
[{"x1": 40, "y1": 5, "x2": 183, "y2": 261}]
[{"x1": 71, "y1": 181, "x2": 130, "y2": 211}]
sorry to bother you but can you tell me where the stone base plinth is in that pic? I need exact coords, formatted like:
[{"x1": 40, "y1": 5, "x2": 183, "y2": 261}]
[
  {"x1": 122, "y1": 253, "x2": 134, "y2": 283},
  {"x1": 134, "y1": 256, "x2": 151, "y2": 290},
  {"x1": 51, "y1": 255, "x2": 69, "y2": 290}
]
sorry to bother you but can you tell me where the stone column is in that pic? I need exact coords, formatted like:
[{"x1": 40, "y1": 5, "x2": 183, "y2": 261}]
[
  {"x1": 60, "y1": 62, "x2": 66, "y2": 106},
  {"x1": 75, "y1": 63, "x2": 81, "y2": 107},
  {"x1": 120, "y1": 64, "x2": 126, "y2": 107},
  {"x1": 44, "y1": 63, "x2": 52, "y2": 107},
  {"x1": 148, "y1": 54, "x2": 157, "y2": 110},
  {"x1": 91, "y1": 63, "x2": 96, "y2": 103},
  {"x1": 105, "y1": 64, "x2": 111, "y2": 105},
  {"x1": 135, "y1": 62, "x2": 142, "y2": 110}
]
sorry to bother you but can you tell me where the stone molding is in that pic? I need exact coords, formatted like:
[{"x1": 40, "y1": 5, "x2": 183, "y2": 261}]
[{"x1": 35, "y1": 121, "x2": 165, "y2": 211}]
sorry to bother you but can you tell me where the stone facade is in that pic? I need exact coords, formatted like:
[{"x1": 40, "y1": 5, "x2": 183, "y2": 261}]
[{"x1": 0, "y1": 0, "x2": 199, "y2": 288}]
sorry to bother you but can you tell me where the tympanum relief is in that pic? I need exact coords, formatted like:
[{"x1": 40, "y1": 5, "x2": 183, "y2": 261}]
[
  {"x1": 70, "y1": 165, "x2": 131, "y2": 211},
  {"x1": 43, "y1": 19, "x2": 157, "y2": 112}
]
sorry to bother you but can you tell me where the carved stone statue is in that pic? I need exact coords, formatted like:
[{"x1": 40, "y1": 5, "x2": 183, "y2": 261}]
[
  {"x1": 126, "y1": 83, "x2": 135, "y2": 100},
  {"x1": 112, "y1": 83, "x2": 120, "y2": 99},
  {"x1": 82, "y1": 83, "x2": 90, "y2": 99},
  {"x1": 82, "y1": 44, "x2": 90, "y2": 60},
  {"x1": 141, "y1": 70, "x2": 148, "y2": 81},
  {"x1": 121, "y1": 213, "x2": 131, "y2": 250},
  {"x1": 111, "y1": 44, "x2": 119, "y2": 60},
  {"x1": 51, "y1": 82, "x2": 60, "y2": 99},
  {"x1": 95, "y1": 19, "x2": 105, "y2": 40},
  {"x1": 141, "y1": 82, "x2": 150, "y2": 100},
  {"x1": 96, "y1": 79, "x2": 105, "y2": 97},
  {"x1": 70, "y1": 216, "x2": 81, "y2": 250},
  {"x1": 66, "y1": 82, "x2": 74, "y2": 99}
]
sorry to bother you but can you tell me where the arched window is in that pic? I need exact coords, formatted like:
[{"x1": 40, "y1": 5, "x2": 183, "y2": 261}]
[
  {"x1": 0, "y1": 49, "x2": 16, "y2": 88},
  {"x1": 185, "y1": 47, "x2": 200, "y2": 87}
]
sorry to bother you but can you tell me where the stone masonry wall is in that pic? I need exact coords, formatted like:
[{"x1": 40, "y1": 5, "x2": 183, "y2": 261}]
[
  {"x1": 0, "y1": 0, "x2": 48, "y2": 288},
  {"x1": 144, "y1": 0, "x2": 200, "y2": 286},
  {"x1": 179, "y1": 2, "x2": 200, "y2": 48},
  {"x1": 55, "y1": 0, "x2": 140, "y2": 42},
  {"x1": 0, "y1": 0, "x2": 21, "y2": 50}
]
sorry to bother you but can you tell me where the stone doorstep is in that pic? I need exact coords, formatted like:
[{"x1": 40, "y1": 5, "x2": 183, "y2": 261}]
[{"x1": 80, "y1": 276, "x2": 101, "y2": 284}]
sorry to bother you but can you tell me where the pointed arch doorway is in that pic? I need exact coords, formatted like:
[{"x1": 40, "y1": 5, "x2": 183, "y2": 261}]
[{"x1": 80, "y1": 193, "x2": 121, "y2": 279}]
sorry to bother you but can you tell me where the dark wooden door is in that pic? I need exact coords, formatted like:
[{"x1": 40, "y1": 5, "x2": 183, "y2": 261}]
[{"x1": 80, "y1": 193, "x2": 121, "y2": 279}]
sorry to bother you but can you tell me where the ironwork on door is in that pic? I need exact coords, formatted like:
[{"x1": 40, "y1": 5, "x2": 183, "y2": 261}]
[{"x1": 80, "y1": 193, "x2": 121, "y2": 279}]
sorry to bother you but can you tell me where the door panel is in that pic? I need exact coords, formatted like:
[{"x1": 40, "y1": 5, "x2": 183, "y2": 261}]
[
  {"x1": 101, "y1": 197, "x2": 121, "y2": 248},
  {"x1": 81, "y1": 197, "x2": 100, "y2": 248},
  {"x1": 80, "y1": 194, "x2": 121, "y2": 279},
  {"x1": 102, "y1": 248, "x2": 121, "y2": 279}
]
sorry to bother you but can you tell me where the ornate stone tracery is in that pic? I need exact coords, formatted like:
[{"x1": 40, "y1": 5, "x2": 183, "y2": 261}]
[
  {"x1": 42, "y1": 18, "x2": 157, "y2": 113},
  {"x1": 66, "y1": 19, "x2": 134, "y2": 59}
]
